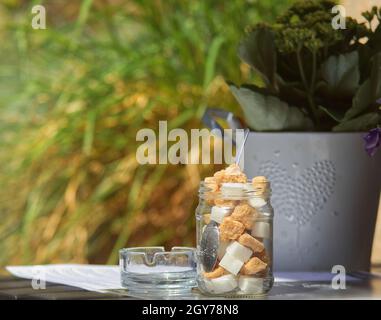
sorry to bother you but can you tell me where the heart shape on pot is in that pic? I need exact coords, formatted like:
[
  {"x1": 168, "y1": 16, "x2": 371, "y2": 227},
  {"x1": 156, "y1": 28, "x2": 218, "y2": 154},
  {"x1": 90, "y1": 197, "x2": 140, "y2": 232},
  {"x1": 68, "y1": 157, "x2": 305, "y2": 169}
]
[{"x1": 258, "y1": 160, "x2": 336, "y2": 225}]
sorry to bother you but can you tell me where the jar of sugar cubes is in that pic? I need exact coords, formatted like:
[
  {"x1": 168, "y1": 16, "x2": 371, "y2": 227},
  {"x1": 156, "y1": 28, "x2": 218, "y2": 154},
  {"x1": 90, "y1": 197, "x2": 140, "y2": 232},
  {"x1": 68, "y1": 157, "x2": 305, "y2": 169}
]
[{"x1": 196, "y1": 164, "x2": 274, "y2": 297}]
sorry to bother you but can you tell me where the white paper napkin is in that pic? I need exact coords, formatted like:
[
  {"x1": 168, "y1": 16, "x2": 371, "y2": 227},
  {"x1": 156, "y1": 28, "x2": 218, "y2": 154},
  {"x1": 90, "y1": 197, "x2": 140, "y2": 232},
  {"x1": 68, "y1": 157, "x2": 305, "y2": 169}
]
[{"x1": 6, "y1": 264, "x2": 122, "y2": 293}]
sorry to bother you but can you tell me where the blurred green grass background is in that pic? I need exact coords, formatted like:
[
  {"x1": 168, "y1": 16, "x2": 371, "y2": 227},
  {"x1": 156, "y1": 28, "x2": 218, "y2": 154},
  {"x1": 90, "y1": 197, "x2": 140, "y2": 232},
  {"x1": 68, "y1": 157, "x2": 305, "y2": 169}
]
[{"x1": 0, "y1": 0, "x2": 291, "y2": 265}]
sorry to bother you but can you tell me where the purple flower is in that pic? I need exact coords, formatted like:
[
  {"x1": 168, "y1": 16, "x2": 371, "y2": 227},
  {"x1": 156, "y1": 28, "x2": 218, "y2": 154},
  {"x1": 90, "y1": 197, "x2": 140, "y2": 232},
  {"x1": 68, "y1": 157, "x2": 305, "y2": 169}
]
[
  {"x1": 364, "y1": 128, "x2": 381, "y2": 156},
  {"x1": 377, "y1": 98, "x2": 381, "y2": 105}
]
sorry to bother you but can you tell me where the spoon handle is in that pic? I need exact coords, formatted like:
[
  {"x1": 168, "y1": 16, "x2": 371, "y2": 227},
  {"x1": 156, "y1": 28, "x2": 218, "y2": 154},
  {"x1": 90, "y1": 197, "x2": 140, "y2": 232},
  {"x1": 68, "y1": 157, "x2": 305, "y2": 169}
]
[{"x1": 235, "y1": 128, "x2": 250, "y2": 166}]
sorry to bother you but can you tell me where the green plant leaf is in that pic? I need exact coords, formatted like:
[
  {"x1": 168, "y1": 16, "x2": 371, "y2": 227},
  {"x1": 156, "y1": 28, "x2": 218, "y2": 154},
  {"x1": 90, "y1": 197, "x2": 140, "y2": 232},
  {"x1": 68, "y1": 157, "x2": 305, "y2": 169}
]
[
  {"x1": 229, "y1": 83, "x2": 313, "y2": 131},
  {"x1": 318, "y1": 105, "x2": 344, "y2": 122},
  {"x1": 238, "y1": 28, "x2": 277, "y2": 91},
  {"x1": 203, "y1": 35, "x2": 225, "y2": 90},
  {"x1": 343, "y1": 52, "x2": 381, "y2": 121},
  {"x1": 83, "y1": 110, "x2": 96, "y2": 156},
  {"x1": 321, "y1": 51, "x2": 359, "y2": 96},
  {"x1": 333, "y1": 112, "x2": 380, "y2": 131},
  {"x1": 370, "y1": 52, "x2": 381, "y2": 98},
  {"x1": 367, "y1": 23, "x2": 381, "y2": 54},
  {"x1": 345, "y1": 79, "x2": 372, "y2": 120}
]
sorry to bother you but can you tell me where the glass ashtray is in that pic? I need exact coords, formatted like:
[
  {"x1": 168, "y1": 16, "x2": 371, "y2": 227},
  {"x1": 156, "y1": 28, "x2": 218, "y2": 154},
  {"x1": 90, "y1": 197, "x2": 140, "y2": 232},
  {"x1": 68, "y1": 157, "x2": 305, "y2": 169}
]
[{"x1": 120, "y1": 246, "x2": 197, "y2": 296}]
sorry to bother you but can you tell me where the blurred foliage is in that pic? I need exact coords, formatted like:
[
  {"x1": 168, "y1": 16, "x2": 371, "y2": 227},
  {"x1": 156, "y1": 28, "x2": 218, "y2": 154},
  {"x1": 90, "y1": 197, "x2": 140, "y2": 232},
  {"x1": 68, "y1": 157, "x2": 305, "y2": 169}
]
[
  {"x1": 0, "y1": 0, "x2": 291, "y2": 265},
  {"x1": 232, "y1": 0, "x2": 381, "y2": 132}
]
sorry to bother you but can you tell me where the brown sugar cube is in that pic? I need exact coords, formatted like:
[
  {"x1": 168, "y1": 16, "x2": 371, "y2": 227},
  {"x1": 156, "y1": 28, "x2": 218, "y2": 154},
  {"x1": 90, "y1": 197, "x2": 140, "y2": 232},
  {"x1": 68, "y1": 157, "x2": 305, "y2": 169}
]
[
  {"x1": 252, "y1": 176, "x2": 268, "y2": 195},
  {"x1": 219, "y1": 217, "x2": 245, "y2": 241},
  {"x1": 205, "y1": 176, "x2": 217, "y2": 184},
  {"x1": 205, "y1": 193, "x2": 218, "y2": 206},
  {"x1": 203, "y1": 214, "x2": 211, "y2": 224},
  {"x1": 213, "y1": 168, "x2": 225, "y2": 178},
  {"x1": 204, "y1": 177, "x2": 219, "y2": 192},
  {"x1": 206, "y1": 199, "x2": 215, "y2": 206},
  {"x1": 214, "y1": 164, "x2": 247, "y2": 184},
  {"x1": 224, "y1": 164, "x2": 245, "y2": 176},
  {"x1": 231, "y1": 204, "x2": 257, "y2": 230},
  {"x1": 256, "y1": 248, "x2": 270, "y2": 264},
  {"x1": 214, "y1": 198, "x2": 238, "y2": 208},
  {"x1": 203, "y1": 266, "x2": 227, "y2": 279},
  {"x1": 238, "y1": 233, "x2": 264, "y2": 253},
  {"x1": 204, "y1": 177, "x2": 219, "y2": 205},
  {"x1": 213, "y1": 168, "x2": 226, "y2": 183},
  {"x1": 241, "y1": 257, "x2": 267, "y2": 275},
  {"x1": 252, "y1": 176, "x2": 268, "y2": 184},
  {"x1": 219, "y1": 174, "x2": 247, "y2": 184}
]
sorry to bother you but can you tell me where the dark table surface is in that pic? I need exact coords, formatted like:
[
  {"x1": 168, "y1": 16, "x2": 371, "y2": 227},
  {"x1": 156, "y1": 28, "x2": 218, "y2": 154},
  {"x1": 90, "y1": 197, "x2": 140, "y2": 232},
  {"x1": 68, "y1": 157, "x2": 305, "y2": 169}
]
[{"x1": 1, "y1": 268, "x2": 381, "y2": 300}]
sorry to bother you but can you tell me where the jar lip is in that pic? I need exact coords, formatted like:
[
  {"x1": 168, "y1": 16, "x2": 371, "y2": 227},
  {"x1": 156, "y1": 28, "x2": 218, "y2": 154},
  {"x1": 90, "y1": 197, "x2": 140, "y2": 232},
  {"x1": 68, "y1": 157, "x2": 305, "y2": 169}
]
[
  {"x1": 201, "y1": 178, "x2": 270, "y2": 185},
  {"x1": 198, "y1": 180, "x2": 271, "y2": 200},
  {"x1": 200, "y1": 180, "x2": 271, "y2": 188}
]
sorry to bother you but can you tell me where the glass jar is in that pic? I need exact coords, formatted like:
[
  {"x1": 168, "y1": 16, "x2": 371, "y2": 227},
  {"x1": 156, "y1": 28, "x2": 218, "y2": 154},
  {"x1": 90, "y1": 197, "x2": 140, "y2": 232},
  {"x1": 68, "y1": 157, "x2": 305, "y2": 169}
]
[{"x1": 196, "y1": 178, "x2": 274, "y2": 297}]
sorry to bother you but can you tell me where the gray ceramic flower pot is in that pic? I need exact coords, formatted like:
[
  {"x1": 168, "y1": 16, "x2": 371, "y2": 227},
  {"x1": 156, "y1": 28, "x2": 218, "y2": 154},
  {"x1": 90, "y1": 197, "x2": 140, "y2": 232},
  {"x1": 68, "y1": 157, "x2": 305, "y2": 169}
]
[{"x1": 243, "y1": 132, "x2": 381, "y2": 272}]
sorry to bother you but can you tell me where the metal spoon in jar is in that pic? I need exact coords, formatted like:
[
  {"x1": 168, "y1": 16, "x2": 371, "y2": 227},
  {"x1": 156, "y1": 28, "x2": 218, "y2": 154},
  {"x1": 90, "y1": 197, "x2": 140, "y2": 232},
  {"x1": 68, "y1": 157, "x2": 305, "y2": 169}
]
[
  {"x1": 199, "y1": 129, "x2": 250, "y2": 272},
  {"x1": 235, "y1": 128, "x2": 249, "y2": 167},
  {"x1": 199, "y1": 221, "x2": 220, "y2": 272}
]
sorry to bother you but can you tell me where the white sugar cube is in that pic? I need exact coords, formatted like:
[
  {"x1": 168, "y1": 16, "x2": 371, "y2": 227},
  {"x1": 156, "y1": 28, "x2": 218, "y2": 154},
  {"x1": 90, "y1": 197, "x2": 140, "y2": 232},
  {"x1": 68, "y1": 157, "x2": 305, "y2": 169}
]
[
  {"x1": 245, "y1": 184, "x2": 254, "y2": 191},
  {"x1": 238, "y1": 276, "x2": 264, "y2": 294},
  {"x1": 206, "y1": 275, "x2": 237, "y2": 294},
  {"x1": 248, "y1": 197, "x2": 267, "y2": 208},
  {"x1": 210, "y1": 206, "x2": 232, "y2": 224},
  {"x1": 226, "y1": 241, "x2": 252, "y2": 263},
  {"x1": 219, "y1": 253, "x2": 244, "y2": 275},
  {"x1": 203, "y1": 278, "x2": 216, "y2": 292},
  {"x1": 217, "y1": 241, "x2": 230, "y2": 260},
  {"x1": 252, "y1": 221, "x2": 271, "y2": 239},
  {"x1": 221, "y1": 183, "x2": 246, "y2": 197}
]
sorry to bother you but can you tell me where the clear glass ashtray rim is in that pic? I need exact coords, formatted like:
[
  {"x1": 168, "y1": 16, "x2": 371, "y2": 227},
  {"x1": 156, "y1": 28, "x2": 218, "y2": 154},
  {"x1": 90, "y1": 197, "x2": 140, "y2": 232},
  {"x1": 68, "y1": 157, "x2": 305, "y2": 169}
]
[
  {"x1": 119, "y1": 246, "x2": 198, "y2": 271},
  {"x1": 119, "y1": 246, "x2": 196, "y2": 257}
]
